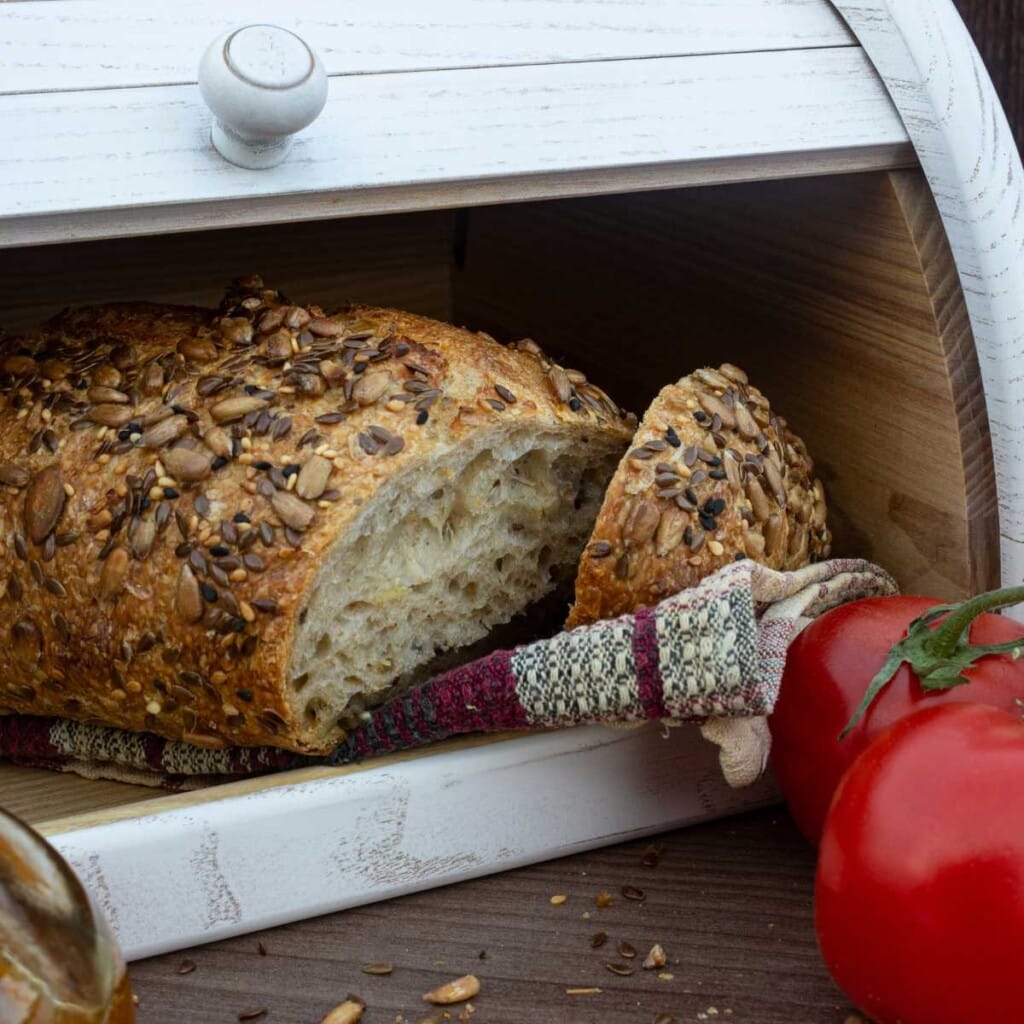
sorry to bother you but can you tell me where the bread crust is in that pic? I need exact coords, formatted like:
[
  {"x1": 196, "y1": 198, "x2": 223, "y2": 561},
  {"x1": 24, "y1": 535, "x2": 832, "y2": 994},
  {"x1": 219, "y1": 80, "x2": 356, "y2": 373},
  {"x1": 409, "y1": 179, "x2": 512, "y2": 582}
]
[
  {"x1": 0, "y1": 277, "x2": 633, "y2": 753},
  {"x1": 566, "y1": 364, "x2": 830, "y2": 629}
]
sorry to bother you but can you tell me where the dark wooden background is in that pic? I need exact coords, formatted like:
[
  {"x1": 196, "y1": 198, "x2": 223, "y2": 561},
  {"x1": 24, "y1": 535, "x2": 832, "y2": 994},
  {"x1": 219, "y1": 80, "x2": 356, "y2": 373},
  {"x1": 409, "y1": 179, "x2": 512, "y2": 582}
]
[{"x1": 956, "y1": 0, "x2": 1023, "y2": 148}]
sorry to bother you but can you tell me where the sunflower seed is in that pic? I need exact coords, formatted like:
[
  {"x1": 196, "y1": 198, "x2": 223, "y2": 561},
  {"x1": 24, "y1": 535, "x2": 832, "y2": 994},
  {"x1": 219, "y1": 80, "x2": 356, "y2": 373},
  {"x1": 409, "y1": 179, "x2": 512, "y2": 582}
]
[
  {"x1": 352, "y1": 370, "x2": 391, "y2": 405},
  {"x1": 176, "y1": 564, "x2": 203, "y2": 623},
  {"x1": 617, "y1": 939, "x2": 636, "y2": 959},
  {"x1": 423, "y1": 975, "x2": 480, "y2": 1005},
  {"x1": 99, "y1": 547, "x2": 130, "y2": 600},
  {"x1": 319, "y1": 998, "x2": 365, "y2": 1024},
  {"x1": 694, "y1": 367, "x2": 732, "y2": 390},
  {"x1": 24, "y1": 466, "x2": 65, "y2": 544},
  {"x1": 296, "y1": 454, "x2": 332, "y2": 500},
  {"x1": 764, "y1": 459, "x2": 787, "y2": 507},
  {"x1": 309, "y1": 317, "x2": 347, "y2": 337},
  {"x1": 87, "y1": 403, "x2": 134, "y2": 428},
  {"x1": 2, "y1": 354, "x2": 36, "y2": 376},
  {"x1": 128, "y1": 517, "x2": 156, "y2": 559},
  {"x1": 361, "y1": 962, "x2": 394, "y2": 975},
  {"x1": 87, "y1": 386, "x2": 130, "y2": 405},
  {"x1": 591, "y1": 931, "x2": 608, "y2": 948},
  {"x1": 745, "y1": 476, "x2": 771, "y2": 522},
  {"x1": 589, "y1": 540, "x2": 613, "y2": 559},
  {"x1": 163, "y1": 447, "x2": 213, "y2": 483},
  {"x1": 0, "y1": 463, "x2": 30, "y2": 488},
  {"x1": 140, "y1": 415, "x2": 188, "y2": 450},
  {"x1": 548, "y1": 365, "x2": 573, "y2": 404},
  {"x1": 655, "y1": 506, "x2": 687, "y2": 557},
  {"x1": 626, "y1": 500, "x2": 661, "y2": 545},
  {"x1": 697, "y1": 391, "x2": 736, "y2": 430},
  {"x1": 764, "y1": 514, "x2": 784, "y2": 558},
  {"x1": 272, "y1": 490, "x2": 315, "y2": 531},
  {"x1": 733, "y1": 401, "x2": 759, "y2": 440},
  {"x1": 211, "y1": 396, "x2": 268, "y2": 423}
]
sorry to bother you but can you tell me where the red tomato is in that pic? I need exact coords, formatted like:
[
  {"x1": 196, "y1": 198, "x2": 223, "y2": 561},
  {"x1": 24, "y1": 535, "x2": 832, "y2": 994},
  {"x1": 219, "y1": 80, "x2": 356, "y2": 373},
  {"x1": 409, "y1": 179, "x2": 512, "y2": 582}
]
[
  {"x1": 816, "y1": 703, "x2": 1024, "y2": 1024},
  {"x1": 769, "y1": 594, "x2": 1024, "y2": 843}
]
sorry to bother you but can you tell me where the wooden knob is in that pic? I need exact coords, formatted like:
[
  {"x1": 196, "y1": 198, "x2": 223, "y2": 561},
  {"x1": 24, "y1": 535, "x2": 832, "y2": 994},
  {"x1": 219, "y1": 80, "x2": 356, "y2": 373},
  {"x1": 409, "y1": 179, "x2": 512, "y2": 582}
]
[{"x1": 198, "y1": 25, "x2": 328, "y2": 169}]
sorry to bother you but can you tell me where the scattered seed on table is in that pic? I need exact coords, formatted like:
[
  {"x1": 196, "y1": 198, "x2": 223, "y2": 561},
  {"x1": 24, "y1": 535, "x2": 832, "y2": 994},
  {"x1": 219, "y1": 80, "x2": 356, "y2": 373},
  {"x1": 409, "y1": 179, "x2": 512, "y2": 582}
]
[
  {"x1": 605, "y1": 962, "x2": 635, "y2": 977},
  {"x1": 176, "y1": 959, "x2": 196, "y2": 975},
  {"x1": 550, "y1": 894, "x2": 567, "y2": 905},
  {"x1": 641, "y1": 844, "x2": 662, "y2": 867},
  {"x1": 237, "y1": 1009, "x2": 267, "y2": 1021},
  {"x1": 319, "y1": 997, "x2": 365, "y2": 1024},
  {"x1": 617, "y1": 939, "x2": 636, "y2": 959},
  {"x1": 643, "y1": 943, "x2": 667, "y2": 969},
  {"x1": 565, "y1": 988, "x2": 602, "y2": 996},
  {"x1": 621, "y1": 885, "x2": 646, "y2": 902},
  {"x1": 361, "y1": 962, "x2": 393, "y2": 976},
  {"x1": 422, "y1": 975, "x2": 480, "y2": 1005},
  {"x1": 590, "y1": 931, "x2": 608, "y2": 949}
]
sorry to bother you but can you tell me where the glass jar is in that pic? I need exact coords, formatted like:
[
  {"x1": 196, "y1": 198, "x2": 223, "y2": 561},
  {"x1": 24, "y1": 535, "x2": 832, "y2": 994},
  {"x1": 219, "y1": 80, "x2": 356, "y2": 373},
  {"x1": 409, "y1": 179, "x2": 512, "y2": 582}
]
[{"x1": 0, "y1": 807, "x2": 134, "y2": 1023}]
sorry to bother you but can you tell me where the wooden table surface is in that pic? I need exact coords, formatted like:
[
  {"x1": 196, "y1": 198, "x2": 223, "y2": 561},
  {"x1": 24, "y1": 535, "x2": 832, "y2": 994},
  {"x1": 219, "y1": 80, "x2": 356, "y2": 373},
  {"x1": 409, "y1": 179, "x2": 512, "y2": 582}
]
[{"x1": 131, "y1": 808, "x2": 859, "y2": 1024}]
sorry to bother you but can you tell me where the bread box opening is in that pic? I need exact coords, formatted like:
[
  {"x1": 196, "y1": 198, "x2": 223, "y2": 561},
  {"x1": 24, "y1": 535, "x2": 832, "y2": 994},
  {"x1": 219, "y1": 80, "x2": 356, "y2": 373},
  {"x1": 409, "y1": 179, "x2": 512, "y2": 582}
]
[{"x1": 0, "y1": 165, "x2": 998, "y2": 825}]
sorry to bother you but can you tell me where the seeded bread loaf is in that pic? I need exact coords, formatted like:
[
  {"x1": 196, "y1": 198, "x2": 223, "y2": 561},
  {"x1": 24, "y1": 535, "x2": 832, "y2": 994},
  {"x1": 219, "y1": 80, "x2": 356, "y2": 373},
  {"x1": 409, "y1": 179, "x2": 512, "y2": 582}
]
[
  {"x1": 0, "y1": 277, "x2": 634, "y2": 754},
  {"x1": 566, "y1": 363, "x2": 830, "y2": 629}
]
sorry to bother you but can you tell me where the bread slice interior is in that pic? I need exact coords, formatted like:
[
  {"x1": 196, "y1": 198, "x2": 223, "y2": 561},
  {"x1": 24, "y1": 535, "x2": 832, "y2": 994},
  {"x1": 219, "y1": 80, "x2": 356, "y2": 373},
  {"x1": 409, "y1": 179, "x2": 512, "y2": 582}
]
[{"x1": 288, "y1": 425, "x2": 623, "y2": 748}]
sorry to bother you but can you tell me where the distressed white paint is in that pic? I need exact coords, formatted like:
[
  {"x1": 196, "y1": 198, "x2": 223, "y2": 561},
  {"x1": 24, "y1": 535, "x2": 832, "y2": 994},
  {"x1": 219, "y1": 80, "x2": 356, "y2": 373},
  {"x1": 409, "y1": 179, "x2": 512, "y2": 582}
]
[
  {"x1": 48, "y1": 724, "x2": 777, "y2": 961},
  {"x1": 0, "y1": 47, "x2": 911, "y2": 245},
  {"x1": 830, "y1": 0, "x2": 1024, "y2": 612},
  {"x1": 0, "y1": 0, "x2": 855, "y2": 94}
]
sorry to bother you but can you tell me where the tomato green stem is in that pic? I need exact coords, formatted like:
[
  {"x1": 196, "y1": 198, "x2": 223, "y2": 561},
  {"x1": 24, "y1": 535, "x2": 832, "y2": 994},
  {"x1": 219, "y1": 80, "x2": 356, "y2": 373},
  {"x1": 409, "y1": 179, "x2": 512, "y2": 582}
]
[{"x1": 840, "y1": 586, "x2": 1024, "y2": 739}]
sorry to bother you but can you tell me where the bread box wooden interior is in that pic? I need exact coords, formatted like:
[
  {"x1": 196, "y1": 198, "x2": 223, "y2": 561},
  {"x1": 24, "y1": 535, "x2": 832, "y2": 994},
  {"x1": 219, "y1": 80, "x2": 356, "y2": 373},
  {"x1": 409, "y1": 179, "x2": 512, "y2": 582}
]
[{"x1": 1, "y1": 0, "x2": 1022, "y2": 959}]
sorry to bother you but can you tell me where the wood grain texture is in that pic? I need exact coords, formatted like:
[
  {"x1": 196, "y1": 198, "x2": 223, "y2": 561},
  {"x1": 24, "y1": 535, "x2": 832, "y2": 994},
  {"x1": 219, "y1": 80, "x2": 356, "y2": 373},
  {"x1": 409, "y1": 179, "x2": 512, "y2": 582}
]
[
  {"x1": 0, "y1": 0, "x2": 855, "y2": 93},
  {"x1": 0, "y1": 209, "x2": 455, "y2": 334},
  {"x1": 830, "y1": 0, "x2": 1024, "y2": 610},
  {"x1": 0, "y1": 47, "x2": 911, "y2": 247},
  {"x1": 455, "y1": 170, "x2": 997, "y2": 599},
  {"x1": 0, "y1": 763, "x2": 157, "y2": 822},
  {"x1": 129, "y1": 809, "x2": 858, "y2": 1024}
]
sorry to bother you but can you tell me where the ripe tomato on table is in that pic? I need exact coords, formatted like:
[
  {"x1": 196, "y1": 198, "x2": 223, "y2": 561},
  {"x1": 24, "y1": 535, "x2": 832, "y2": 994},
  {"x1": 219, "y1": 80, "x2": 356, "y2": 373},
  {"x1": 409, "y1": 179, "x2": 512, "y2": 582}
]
[
  {"x1": 815, "y1": 703, "x2": 1024, "y2": 1024},
  {"x1": 768, "y1": 588, "x2": 1024, "y2": 843}
]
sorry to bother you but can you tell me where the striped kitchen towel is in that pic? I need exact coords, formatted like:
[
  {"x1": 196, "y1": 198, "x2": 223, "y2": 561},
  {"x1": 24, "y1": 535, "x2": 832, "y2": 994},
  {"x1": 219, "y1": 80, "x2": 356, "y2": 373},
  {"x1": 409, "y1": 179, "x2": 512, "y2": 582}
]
[{"x1": 0, "y1": 558, "x2": 896, "y2": 789}]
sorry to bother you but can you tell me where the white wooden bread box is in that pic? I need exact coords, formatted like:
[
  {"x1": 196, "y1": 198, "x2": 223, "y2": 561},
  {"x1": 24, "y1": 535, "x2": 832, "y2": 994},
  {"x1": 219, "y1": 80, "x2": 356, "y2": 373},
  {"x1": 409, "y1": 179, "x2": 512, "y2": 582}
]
[{"x1": 1, "y1": 0, "x2": 1022, "y2": 960}]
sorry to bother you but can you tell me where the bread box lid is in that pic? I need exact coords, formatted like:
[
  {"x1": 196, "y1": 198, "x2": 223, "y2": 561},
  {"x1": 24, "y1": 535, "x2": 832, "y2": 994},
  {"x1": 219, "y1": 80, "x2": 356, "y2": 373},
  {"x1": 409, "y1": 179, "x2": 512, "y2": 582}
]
[{"x1": 0, "y1": 0, "x2": 914, "y2": 246}]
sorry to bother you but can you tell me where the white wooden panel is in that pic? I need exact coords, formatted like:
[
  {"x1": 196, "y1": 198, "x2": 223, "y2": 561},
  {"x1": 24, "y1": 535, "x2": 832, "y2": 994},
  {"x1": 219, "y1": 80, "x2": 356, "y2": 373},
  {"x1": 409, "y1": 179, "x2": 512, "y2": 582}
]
[
  {"x1": 0, "y1": 47, "x2": 912, "y2": 246},
  {"x1": 47, "y1": 724, "x2": 778, "y2": 960},
  {"x1": 831, "y1": 0, "x2": 1024, "y2": 614},
  {"x1": 0, "y1": 0, "x2": 855, "y2": 94}
]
